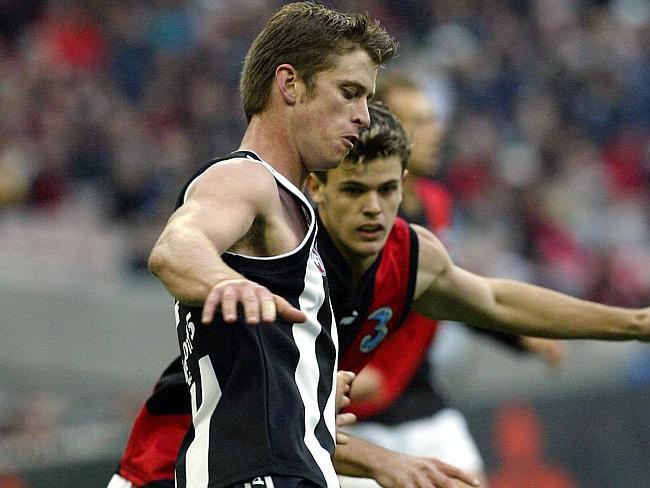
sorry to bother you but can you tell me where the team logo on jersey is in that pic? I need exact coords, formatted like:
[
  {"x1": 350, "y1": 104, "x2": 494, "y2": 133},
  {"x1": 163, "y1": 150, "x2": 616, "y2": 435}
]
[
  {"x1": 359, "y1": 306, "x2": 393, "y2": 353},
  {"x1": 311, "y1": 245, "x2": 326, "y2": 275},
  {"x1": 339, "y1": 310, "x2": 359, "y2": 326}
]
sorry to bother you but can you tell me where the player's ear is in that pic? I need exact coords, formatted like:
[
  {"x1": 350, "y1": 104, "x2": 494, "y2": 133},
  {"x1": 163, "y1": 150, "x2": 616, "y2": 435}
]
[
  {"x1": 306, "y1": 173, "x2": 325, "y2": 204},
  {"x1": 275, "y1": 64, "x2": 300, "y2": 105},
  {"x1": 398, "y1": 169, "x2": 408, "y2": 203}
]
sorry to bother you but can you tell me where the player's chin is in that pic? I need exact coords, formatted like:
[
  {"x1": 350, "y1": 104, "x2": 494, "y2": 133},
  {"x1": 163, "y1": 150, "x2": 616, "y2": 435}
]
[
  {"x1": 352, "y1": 240, "x2": 384, "y2": 258},
  {"x1": 329, "y1": 141, "x2": 354, "y2": 166},
  {"x1": 310, "y1": 153, "x2": 346, "y2": 171}
]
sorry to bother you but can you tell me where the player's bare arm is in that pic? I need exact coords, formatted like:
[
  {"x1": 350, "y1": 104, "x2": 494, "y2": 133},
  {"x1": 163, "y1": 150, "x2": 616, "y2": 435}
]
[
  {"x1": 334, "y1": 436, "x2": 480, "y2": 488},
  {"x1": 149, "y1": 159, "x2": 307, "y2": 325},
  {"x1": 411, "y1": 224, "x2": 650, "y2": 341}
]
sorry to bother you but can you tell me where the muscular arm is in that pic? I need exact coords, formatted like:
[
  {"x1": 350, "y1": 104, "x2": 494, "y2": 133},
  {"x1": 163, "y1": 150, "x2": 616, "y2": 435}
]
[
  {"x1": 411, "y1": 225, "x2": 650, "y2": 341},
  {"x1": 149, "y1": 160, "x2": 305, "y2": 324},
  {"x1": 149, "y1": 161, "x2": 263, "y2": 302}
]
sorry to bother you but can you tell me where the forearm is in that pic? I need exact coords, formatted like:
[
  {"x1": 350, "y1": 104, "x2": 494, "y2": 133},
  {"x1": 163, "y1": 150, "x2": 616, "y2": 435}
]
[
  {"x1": 334, "y1": 436, "x2": 383, "y2": 477},
  {"x1": 334, "y1": 435, "x2": 480, "y2": 487},
  {"x1": 149, "y1": 226, "x2": 241, "y2": 305},
  {"x1": 487, "y1": 279, "x2": 649, "y2": 340}
]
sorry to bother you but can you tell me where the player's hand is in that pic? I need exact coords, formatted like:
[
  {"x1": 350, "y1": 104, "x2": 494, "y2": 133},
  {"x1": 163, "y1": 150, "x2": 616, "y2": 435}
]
[
  {"x1": 336, "y1": 371, "x2": 356, "y2": 412},
  {"x1": 201, "y1": 278, "x2": 307, "y2": 325},
  {"x1": 372, "y1": 451, "x2": 480, "y2": 488},
  {"x1": 336, "y1": 371, "x2": 357, "y2": 444},
  {"x1": 335, "y1": 370, "x2": 357, "y2": 445},
  {"x1": 520, "y1": 336, "x2": 567, "y2": 370}
]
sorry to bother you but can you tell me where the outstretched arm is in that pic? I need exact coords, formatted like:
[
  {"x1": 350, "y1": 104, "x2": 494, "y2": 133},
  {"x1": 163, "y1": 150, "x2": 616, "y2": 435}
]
[
  {"x1": 334, "y1": 436, "x2": 480, "y2": 487},
  {"x1": 149, "y1": 160, "x2": 306, "y2": 325},
  {"x1": 411, "y1": 225, "x2": 650, "y2": 341}
]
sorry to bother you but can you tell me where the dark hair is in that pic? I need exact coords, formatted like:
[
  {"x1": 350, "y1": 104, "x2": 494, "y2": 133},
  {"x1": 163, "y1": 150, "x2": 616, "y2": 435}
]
[
  {"x1": 240, "y1": 1, "x2": 398, "y2": 121},
  {"x1": 313, "y1": 101, "x2": 411, "y2": 182}
]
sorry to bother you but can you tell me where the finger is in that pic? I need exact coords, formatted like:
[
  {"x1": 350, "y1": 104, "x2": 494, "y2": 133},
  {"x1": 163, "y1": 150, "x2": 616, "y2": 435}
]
[
  {"x1": 335, "y1": 378, "x2": 355, "y2": 411},
  {"x1": 336, "y1": 412, "x2": 356, "y2": 428},
  {"x1": 436, "y1": 460, "x2": 480, "y2": 487},
  {"x1": 337, "y1": 394, "x2": 351, "y2": 412},
  {"x1": 241, "y1": 292, "x2": 261, "y2": 325},
  {"x1": 202, "y1": 287, "x2": 223, "y2": 324},
  {"x1": 275, "y1": 295, "x2": 307, "y2": 323},
  {"x1": 337, "y1": 371, "x2": 356, "y2": 387},
  {"x1": 259, "y1": 294, "x2": 277, "y2": 323},
  {"x1": 220, "y1": 286, "x2": 239, "y2": 323},
  {"x1": 336, "y1": 431, "x2": 350, "y2": 445}
]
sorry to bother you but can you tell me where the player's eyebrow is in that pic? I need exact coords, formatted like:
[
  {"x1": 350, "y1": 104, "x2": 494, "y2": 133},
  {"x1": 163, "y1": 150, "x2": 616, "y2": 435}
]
[
  {"x1": 339, "y1": 180, "x2": 368, "y2": 189},
  {"x1": 378, "y1": 180, "x2": 399, "y2": 188}
]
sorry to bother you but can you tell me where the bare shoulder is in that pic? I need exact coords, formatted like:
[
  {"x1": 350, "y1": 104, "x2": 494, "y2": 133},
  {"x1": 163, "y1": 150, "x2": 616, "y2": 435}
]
[
  {"x1": 411, "y1": 224, "x2": 449, "y2": 265},
  {"x1": 411, "y1": 224, "x2": 453, "y2": 297},
  {"x1": 187, "y1": 158, "x2": 279, "y2": 209},
  {"x1": 165, "y1": 158, "x2": 281, "y2": 254}
]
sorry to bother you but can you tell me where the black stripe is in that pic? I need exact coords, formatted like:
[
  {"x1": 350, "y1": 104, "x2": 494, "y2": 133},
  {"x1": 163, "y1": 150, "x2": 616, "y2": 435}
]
[{"x1": 398, "y1": 225, "x2": 420, "y2": 327}]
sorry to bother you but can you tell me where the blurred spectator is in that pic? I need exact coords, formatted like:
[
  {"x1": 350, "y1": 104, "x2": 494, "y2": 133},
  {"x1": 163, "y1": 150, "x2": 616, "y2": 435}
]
[
  {"x1": 0, "y1": 0, "x2": 647, "y2": 310},
  {"x1": 0, "y1": 0, "x2": 46, "y2": 50},
  {"x1": 488, "y1": 402, "x2": 578, "y2": 488},
  {"x1": 0, "y1": 141, "x2": 30, "y2": 207}
]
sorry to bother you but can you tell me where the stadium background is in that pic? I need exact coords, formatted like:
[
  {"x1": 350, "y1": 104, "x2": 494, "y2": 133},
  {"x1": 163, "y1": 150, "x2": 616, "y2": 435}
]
[{"x1": 0, "y1": 0, "x2": 649, "y2": 486}]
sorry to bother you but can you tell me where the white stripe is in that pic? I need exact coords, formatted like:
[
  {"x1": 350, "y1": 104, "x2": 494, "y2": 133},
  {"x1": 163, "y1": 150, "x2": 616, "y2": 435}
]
[
  {"x1": 185, "y1": 355, "x2": 222, "y2": 488},
  {"x1": 293, "y1": 252, "x2": 339, "y2": 488},
  {"x1": 265, "y1": 476, "x2": 275, "y2": 488},
  {"x1": 106, "y1": 474, "x2": 134, "y2": 488},
  {"x1": 323, "y1": 298, "x2": 339, "y2": 444}
]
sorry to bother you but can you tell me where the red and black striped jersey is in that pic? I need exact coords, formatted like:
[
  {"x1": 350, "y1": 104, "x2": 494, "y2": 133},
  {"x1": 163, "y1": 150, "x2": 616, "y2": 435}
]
[{"x1": 318, "y1": 213, "x2": 419, "y2": 374}]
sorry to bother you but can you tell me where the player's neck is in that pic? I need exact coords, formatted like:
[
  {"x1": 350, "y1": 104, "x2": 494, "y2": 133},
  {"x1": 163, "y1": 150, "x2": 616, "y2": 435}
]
[
  {"x1": 340, "y1": 248, "x2": 377, "y2": 286},
  {"x1": 240, "y1": 114, "x2": 307, "y2": 190}
]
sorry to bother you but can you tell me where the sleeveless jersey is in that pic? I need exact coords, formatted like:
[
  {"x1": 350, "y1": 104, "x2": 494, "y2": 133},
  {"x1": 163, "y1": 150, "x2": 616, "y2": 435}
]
[
  {"x1": 171, "y1": 151, "x2": 339, "y2": 488},
  {"x1": 319, "y1": 214, "x2": 419, "y2": 374},
  {"x1": 112, "y1": 209, "x2": 420, "y2": 487}
]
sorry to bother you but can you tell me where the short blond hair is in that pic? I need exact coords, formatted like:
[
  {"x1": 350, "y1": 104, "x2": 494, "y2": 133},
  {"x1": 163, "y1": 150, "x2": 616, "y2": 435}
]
[{"x1": 240, "y1": 1, "x2": 398, "y2": 121}]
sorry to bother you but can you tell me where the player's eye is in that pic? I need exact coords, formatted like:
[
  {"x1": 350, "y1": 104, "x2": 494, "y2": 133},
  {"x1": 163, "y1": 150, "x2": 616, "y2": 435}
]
[
  {"x1": 342, "y1": 186, "x2": 363, "y2": 195},
  {"x1": 378, "y1": 185, "x2": 397, "y2": 195},
  {"x1": 342, "y1": 87, "x2": 357, "y2": 99}
]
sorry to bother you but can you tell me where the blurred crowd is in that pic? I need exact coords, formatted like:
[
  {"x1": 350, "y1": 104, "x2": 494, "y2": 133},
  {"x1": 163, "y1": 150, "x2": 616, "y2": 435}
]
[
  {"x1": 2, "y1": 0, "x2": 650, "y2": 472},
  {"x1": 2, "y1": 0, "x2": 650, "y2": 293}
]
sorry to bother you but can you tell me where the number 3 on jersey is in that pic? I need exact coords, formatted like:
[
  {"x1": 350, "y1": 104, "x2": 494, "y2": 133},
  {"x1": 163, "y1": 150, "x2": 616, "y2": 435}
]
[{"x1": 359, "y1": 306, "x2": 393, "y2": 353}]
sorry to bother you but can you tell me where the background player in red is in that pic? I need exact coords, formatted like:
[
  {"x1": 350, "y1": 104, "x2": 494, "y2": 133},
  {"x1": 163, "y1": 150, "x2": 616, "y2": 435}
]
[{"x1": 338, "y1": 74, "x2": 566, "y2": 488}]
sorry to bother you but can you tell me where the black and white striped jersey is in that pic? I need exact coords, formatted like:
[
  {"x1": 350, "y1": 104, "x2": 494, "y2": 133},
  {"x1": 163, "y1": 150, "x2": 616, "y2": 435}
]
[{"x1": 173, "y1": 151, "x2": 338, "y2": 488}]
